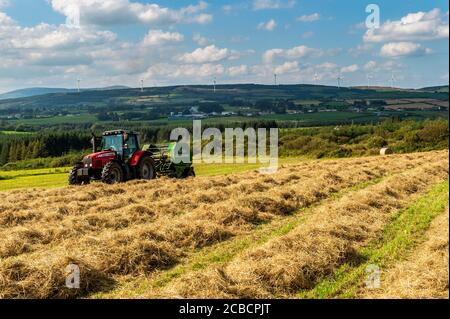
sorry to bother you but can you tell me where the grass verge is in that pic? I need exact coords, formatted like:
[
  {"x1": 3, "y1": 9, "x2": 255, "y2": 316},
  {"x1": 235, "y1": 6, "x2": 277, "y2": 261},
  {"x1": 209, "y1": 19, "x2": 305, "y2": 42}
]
[{"x1": 0, "y1": 158, "x2": 302, "y2": 192}]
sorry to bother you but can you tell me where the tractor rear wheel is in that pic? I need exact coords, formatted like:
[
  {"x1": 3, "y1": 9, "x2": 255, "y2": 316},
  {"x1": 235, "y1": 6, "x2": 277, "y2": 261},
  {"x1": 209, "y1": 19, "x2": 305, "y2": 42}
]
[
  {"x1": 101, "y1": 161, "x2": 124, "y2": 184},
  {"x1": 68, "y1": 164, "x2": 90, "y2": 185},
  {"x1": 138, "y1": 157, "x2": 156, "y2": 180}
]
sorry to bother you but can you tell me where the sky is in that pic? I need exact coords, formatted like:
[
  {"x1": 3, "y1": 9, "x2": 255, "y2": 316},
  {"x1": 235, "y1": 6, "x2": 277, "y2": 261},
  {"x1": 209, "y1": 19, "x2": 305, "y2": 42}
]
[{"x1": 0, "y1": 0, "x2": 448, "y2": 93}]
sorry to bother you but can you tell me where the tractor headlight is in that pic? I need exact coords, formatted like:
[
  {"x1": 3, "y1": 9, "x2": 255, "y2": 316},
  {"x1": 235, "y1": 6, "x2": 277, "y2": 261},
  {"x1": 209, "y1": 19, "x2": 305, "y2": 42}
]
[{"x1": 85, "y1": 164, "x2": 89, "y2": 168}]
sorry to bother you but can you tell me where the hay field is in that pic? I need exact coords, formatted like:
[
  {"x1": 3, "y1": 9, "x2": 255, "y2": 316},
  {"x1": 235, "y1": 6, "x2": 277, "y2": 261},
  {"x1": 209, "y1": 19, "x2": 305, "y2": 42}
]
[
  {"x1": 361, "y1": 207, "x2": 449, "y2": 299},
  {"x1": 0, "y1": 150, "x2": 448, "y2": 299}
]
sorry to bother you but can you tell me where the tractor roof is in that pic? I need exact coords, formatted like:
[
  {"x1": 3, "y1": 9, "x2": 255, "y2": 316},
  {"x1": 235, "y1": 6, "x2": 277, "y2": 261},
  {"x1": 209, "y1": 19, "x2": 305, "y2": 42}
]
[{"x1": 103, "y1": 130, "x2": 138, "y2": 136}]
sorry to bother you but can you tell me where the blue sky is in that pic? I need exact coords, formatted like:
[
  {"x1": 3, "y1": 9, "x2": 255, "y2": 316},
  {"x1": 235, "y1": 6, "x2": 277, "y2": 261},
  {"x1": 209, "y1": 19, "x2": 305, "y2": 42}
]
[{"x1": 0, "y1": 0, "x2": 448, "y2": 93}]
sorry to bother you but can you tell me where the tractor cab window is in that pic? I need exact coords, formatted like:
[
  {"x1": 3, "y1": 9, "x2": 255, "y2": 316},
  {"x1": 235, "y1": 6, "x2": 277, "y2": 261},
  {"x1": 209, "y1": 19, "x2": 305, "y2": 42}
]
[
  {"x1": 102, "y1": 135, "x2": 123, "y2": 155},
  {"x1": 124, "y1": 134, "x2": 138, "y2": 159}
]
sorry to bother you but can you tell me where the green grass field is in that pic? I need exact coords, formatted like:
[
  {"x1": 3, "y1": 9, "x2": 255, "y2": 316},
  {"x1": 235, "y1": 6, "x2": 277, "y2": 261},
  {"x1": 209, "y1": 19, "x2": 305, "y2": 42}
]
[
  {"x1": 4, "y1": 109, "x2": 448, "y2": 128},
  {"x1": 6, "y1": 114, "x2": 97, "y2": 125},
  {"x1": 0, "y1": 158, "x2": 302, "y2": 192},
  {"x1": 0, "y1": 130, "x2": 33, "y2": 135},
  {"x1": 0, "y1": 167, "x2": 71, "y2": 191}
]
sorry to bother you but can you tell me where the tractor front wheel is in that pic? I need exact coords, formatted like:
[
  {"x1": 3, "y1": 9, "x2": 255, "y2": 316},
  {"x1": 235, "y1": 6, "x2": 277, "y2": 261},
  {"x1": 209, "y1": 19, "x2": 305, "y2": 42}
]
[
  {"x1": 101, "y1": 162, "x2": 124, "y2": 184},
  {"x1": 68, "y1": 164, "x2": 90, "y2": 185},
  {"x1": 138, "y1": 157, "x2": 156, "y2": 180}
]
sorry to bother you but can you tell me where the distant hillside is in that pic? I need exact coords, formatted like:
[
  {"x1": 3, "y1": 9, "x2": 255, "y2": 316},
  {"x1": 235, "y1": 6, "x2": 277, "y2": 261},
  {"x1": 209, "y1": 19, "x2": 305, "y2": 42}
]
[
  {"x1": 351, "y1": 86, "x2": 415, "y2": 92},
  {"x1": 0, "y1": 88, "x2": 75, "y2": 100},
  {"x1": 0, "y1": 86, "x2": 130, "y2": 100},
  {"x1": 0, "y1": 84, "x2": 448, "y2": 112},
  {"x1": 419, "y1": 85, "x2": 449, "y2": 93}
]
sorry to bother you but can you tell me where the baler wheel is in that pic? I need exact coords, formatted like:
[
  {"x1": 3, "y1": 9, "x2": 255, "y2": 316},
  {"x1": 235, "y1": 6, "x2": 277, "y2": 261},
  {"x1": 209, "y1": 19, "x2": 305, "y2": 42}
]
[{"x1": 138, "y1": 157, "x2": 156, "y2": 180}]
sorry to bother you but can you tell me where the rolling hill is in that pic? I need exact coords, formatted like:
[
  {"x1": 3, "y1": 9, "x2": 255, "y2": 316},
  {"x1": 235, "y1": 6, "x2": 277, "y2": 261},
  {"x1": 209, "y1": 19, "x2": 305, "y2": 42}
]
[
  {"x1": 0, "y1": 86, "x2": 130, "y2": 101},
  {"x1": 0, "y1": 84, "x2": 448, "y2": 112},
  {"x1": 419, "y1": 85, "x2": 449, "y2": 93}
]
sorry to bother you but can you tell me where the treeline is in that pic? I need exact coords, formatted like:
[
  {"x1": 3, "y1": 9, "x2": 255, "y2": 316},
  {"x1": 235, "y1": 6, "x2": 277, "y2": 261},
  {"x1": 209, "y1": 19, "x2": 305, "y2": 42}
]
[
  {"x1": 0, "y1": 120, "x2": 278, "y2": 167},
  {"x1": 139, "y1": 120, "x2": 279, "y2": 143},
  {"x1": 1, "y1": 119, "x2": 447, "y2": 169},
  {"x1": 280, "y1": 119, "x2": 449, "y2": 158},
  {"x1": 0, "y1": 132, "x2": 91, "y2": 166}
]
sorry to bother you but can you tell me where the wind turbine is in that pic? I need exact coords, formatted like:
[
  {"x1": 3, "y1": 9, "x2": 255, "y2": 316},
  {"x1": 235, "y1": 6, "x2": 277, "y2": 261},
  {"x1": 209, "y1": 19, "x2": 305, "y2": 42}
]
[
  {"x1": 140, "y1": 79, "x2": 144, "y2": 93},
  {"x1": 77, "y1": 79, "x2": 80, "y2": 93},
  {"x1": 337, "y1": 72, "x2": 344, "y2": 89},
  {"x1": 274, "y1": 73, "x2": 278, "y2": 86},
  {"x1": 213, "y1": 77, "x2": 217, "y2": 93},
  {"x1": 366, "y1": 74, "x2": 373, "y2": 89},
  {"x1": 314, "y1": 73, "x2": 319, "y2": 85},
  {"x1": 390, "y1": 72, "x2": 396, "y2": 89}
]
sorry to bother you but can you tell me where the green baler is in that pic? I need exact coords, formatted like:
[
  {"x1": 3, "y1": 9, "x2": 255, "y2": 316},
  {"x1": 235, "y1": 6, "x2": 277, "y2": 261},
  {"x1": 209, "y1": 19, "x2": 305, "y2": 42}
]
[{"x1": 146, "y1": 143, "x2": 195, "y2": 178}]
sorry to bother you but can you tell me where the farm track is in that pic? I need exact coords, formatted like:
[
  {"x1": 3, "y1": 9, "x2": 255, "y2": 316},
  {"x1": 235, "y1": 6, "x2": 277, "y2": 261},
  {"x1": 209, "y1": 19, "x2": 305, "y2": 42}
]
[{"x1": 0, "y1": 150, "x2": 447, "y2": 298}]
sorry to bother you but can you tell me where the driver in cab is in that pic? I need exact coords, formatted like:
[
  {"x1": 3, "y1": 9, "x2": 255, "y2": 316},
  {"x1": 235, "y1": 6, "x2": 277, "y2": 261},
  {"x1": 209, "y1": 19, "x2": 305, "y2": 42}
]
[{"x1": 123, "y1": 132, "x2": 130, "y2": 160}]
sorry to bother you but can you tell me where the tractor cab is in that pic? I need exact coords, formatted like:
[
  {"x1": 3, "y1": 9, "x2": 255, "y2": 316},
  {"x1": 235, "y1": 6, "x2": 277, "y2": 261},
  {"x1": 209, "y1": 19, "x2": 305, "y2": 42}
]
[{"x1": 102, "y1": 130, "x2": 139, "y2": 161}]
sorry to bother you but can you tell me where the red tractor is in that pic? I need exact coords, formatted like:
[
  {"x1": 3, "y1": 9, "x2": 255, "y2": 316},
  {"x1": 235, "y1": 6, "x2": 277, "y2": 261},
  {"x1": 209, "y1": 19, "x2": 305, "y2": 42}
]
[{"x1": 69, "y1": 130, "x2": 156, "y2": 185}]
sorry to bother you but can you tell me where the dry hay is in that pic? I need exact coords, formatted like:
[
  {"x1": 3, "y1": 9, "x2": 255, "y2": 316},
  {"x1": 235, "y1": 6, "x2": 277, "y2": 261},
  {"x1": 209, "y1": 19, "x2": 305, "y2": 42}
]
[
  {"x1": 0, "y1": 150, "x2": 448, "y2": 298},
  {"x1": 0, "y1": 256, "x2": 112, "y2": 299},
  {"x1": 160, "y1": 157, "x2": 449, "y2": 298},
  {"x1": 362, "y1": 207, "x2": 449, "y2": 299}
]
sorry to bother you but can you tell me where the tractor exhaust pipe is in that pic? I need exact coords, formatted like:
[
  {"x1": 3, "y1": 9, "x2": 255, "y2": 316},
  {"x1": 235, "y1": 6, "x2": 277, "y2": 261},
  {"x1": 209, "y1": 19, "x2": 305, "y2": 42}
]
[{"x1": 91, "y1": 134, "x2": 97, "y2": 153}]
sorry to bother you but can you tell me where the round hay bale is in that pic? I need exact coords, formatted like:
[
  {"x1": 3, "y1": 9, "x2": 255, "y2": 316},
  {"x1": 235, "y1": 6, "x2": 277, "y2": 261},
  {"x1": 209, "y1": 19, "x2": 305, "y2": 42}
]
[{"x1": 380, "y1": 147, "x2": 393, "y2": 155}]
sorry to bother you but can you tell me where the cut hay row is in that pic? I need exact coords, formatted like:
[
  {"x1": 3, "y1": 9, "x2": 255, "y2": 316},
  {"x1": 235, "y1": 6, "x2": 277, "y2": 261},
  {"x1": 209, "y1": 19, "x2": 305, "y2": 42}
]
[
  {"x1": 361, "y1": 207, "x2": 449, "y2": 299},
  {"x1": 155, "y1": 157, "x2": 449, "y2": 299},
  {"x1": 0, "y1": 152, "x2": 440, "y2": 261},
  {"x1": 0, "y1": 151, "x2": 447, "y2": 298},
  {"x1": 0, "y1": 152, "x2": 437, "y2": 263}
]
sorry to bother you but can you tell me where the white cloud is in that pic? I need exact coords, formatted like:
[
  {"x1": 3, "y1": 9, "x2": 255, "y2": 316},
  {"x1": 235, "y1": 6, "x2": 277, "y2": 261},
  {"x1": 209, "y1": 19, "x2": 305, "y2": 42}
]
[
  {"x1": 364, "y1": 8, "x2": 449, "y2": 42},
  {"x1": 0, "y1": 0, "x2": 10, "y2": 9},
  {"x1": 263, "y1": 45, "x2": 323, "y2": 63},
  {"x1": 146, "y1": 63, "x2": 225, "y2": 79},
  {"x1": 316, "y1": 62, "x2": 338, "y2": 70},
  {"x1": 228, "y1": 65, "x2": 249, "y2": 76},
  {"x1": 193, "y1": 33, "x2": 209, "y2": 46},
  {"x1": 50, "y1": 0, "x2": 213, "y2": 27},
  {"x1": 178, "y1": 45, "x2": 233, "y2": 63},
  {"x1": 0, "y1": 10, "x2": 188, "y2": 89},
  {"x1": 0, "y1": 11, "x2": 14, "y2": 26},
  {"x1": 297, "y1": 13, "x2": 320, "y2": 23},
  {"x1": 257, "y1": 19, "x2": 277, "y2": 31},
  {"x1": 262, "y1": 49, "x2": 283, "y2": 63},
  {"x1": 142, "y1": 30, "x2": 184, "y2": 46},
  {"x1": 363, "y1": 60, "x2": 377, "y2": 71},
  {"x1": 380, "y1": 42, "x2": 432, "y2": 58},
  {"x1": 1, "y1": 21, "x2": 116, "y2": 50},
  {"x1": 348, "y1": 43, "x2": 373, "y2": 57},
  {"x1": 274, "y1": 61, "x2": 299, "y2": 74},
  {"x1": 27, "y1": 52, "x2": 93, "y2": 66},
  {"x1": 380, "y1": 60, "x2": 405, "y2": 71},
  {"x1": 253, "y1": 0, "x2": 295, "y2": 10},
  {"x1": 340, "y1": 64, "x2": 359, "y2": 73}
]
